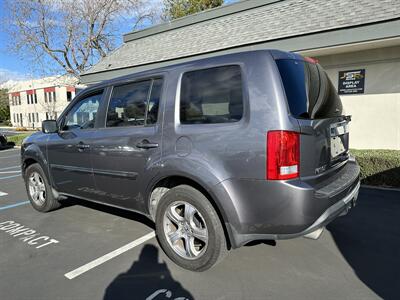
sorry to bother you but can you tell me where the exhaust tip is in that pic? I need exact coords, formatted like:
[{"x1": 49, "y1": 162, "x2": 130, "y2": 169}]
[{"x1": 303, "y1": 227, "x2": 324, "y2": 240}]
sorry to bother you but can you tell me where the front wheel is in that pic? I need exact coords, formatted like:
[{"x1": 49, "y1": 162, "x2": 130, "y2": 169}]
[
  {"x1": 155, "y1": 185, "x2": 227, "y2": 272},
  {"x1": 24, "y1": 163, "x2": 61, "y2": 212}
]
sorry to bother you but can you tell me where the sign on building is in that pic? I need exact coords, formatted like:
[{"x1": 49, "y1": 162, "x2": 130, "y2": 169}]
[{"x1": 338, "y1": 69, "x2": 365, "y2": 95}]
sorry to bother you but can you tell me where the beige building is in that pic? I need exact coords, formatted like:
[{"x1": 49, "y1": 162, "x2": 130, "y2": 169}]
[
  {"x1": 313, "y1": 46, "x2": 400, "y2": 150},
  {"x1": 8, "y1": 76, "x2": 84, "y2": 128},
  {"x1": 80, "y1": 0, "x2": 400, "y2": 150}
]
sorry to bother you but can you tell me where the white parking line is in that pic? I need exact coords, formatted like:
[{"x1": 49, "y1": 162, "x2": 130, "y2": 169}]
[
  {"x1": 0, "y1": 148, "x2": 19, "y2": 153},
  {"x1": 0, "y1": 155, "x2": 19, "y2": 159},
  {"x1": 0, "y1": 174, "x2": 20, "y2": 180},
  {"x1": 64, "y1": 231, "x2": 156, "y2": 280},
  {"x1": 0, "y1": 165, "x2": 20, "y2": 171},
  {"x1": 0, "y1": 191, "x2": 8, "y2": 197},
  {"x1": 0, "y1": 171, "x2": 21, "y2": 174}
]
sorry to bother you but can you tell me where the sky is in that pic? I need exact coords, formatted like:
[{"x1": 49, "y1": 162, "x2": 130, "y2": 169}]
[
  {"x1": 0, "y1": 1, "x2": 27, "y2": 82},
  {"x1": 0, "y1": 0, "x2": 135, "y2": 83},
  {"x1": 0, "y1": 0, "x2": 238, "y2": 83}
]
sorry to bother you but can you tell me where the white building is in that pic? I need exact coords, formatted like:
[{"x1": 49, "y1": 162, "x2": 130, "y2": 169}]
[{"x1": 7, "y1": 76, "x2": 84, "y2": 128}]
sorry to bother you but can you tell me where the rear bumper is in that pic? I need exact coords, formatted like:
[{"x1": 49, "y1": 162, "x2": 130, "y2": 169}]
[
  {"x1": 213, "y1": 160, "x2": 360, "y2": 248},
  {"x1": 270, "y1": 180, "x2": 359, "y2": 239}
]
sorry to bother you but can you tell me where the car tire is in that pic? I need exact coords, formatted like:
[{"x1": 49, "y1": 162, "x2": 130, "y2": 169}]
[
  {"x1": 24, "y1": 163, "x2": 61, "y2": 212},
  {"x1": 155, "y1": 184, "x2": 227, "y2": 272}
]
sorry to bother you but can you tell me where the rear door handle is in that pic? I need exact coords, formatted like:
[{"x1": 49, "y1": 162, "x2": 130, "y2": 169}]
[{"x1": 136, "y1": 140, "x2": 159, "y2": 149}]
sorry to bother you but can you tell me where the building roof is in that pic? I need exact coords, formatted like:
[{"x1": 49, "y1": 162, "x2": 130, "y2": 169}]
[
  {"x1": 81, "y1": 0, "x2": 400, "y2": 83},
  {"x1": 4, "y1": 75, "x2": 81, "y2": 93}
]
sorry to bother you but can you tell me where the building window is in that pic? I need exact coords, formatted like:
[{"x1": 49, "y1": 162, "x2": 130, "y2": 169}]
[
  {"x1": 36, "y1": 113, "x2": 39, "y2": 122},
  {"x1": 45, "y1": 91, "x2": 56, "y2": 102},
  {"x1": 46, "y1": 112, "x2": 49, "y2": 120},
  {"x1": 180, "y1": 65, "x2": 244, "y2": 124},
  {"x1": 28, "y1": 113, "x2": 31, "y2": 123},
  {"x1": 67, "y1": 91, "x2": 72, "y2": 102},
  {"x1": 44, "y1": 88, "x2": 56, "y2": 103},
  {"x1": 26, "y1": 92, "x2": 37, "y2": 104},
  {"x1": 11, "y1": 94, "x2": 21, "y2": 105}
]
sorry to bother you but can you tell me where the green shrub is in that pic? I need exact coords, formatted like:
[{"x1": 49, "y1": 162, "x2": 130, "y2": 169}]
[
  {"x1": 6, "y1": 133, "x2": 32, "y2": 146},
  {"x1": 351, "y1": 149, "x2": 400, "y2": 188}
]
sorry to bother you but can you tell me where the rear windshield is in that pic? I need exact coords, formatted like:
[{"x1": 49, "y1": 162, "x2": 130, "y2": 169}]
[{"x1": 276, "y1": 59, "x2": 343, "y2": 119}]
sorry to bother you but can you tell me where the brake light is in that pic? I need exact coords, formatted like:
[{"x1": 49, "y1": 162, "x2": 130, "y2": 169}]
[{"x1": 267, "y1": 131, "x2": 300, "y2": 180}]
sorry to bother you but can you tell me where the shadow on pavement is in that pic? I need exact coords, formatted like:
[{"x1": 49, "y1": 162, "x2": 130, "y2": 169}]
[
  {"x1": 328, "y1": 188, "x2": 400, "y2": 300},
  {"x1": 104, "y1": 244, "x2": 193, "y2": 300},
  {"x1": 61, "y1": 197, "x2": 155, "y2": 229},
  {"x1": 361, "y1": 166, "x2": 400, "y2": 188}
]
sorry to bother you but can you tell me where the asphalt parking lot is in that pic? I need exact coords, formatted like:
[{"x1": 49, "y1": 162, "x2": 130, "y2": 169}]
[{"x1": 0, "y1": 147, "x2": 399, "y2": 300}]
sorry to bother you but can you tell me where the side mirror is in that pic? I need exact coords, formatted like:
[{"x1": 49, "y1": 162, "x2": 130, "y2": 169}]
[{"x1": 42, "y1": 120, "x2": 58, "y2": 134}]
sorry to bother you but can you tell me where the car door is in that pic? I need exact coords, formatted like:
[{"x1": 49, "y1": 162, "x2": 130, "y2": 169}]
[
  {"x1": 90, "y1": 78, "x2": 164, "y2": 212},
  {"x1": 46, "y1": 90, "x2": 105, "y2": 199}
]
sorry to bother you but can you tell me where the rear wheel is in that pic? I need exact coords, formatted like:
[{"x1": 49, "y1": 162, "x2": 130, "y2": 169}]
[
  {"x1": 155, "y1": 185, "x2": 227, "y2": 271},
  {"x1": 25, "y1": 163, "x2": 61, "y2": 212}
]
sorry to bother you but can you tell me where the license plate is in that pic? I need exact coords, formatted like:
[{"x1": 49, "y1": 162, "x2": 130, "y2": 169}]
[
  {"x1": 331, "y1": 136, "x2": 346, "y2": 158},
  {"x1": 330, "y1": 121, "x2": 349, "y2": 158}
]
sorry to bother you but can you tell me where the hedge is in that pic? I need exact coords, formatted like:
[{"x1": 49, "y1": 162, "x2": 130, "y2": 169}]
[{"x1": 351, "y1": 149, "x2": 400, "y2": 188}]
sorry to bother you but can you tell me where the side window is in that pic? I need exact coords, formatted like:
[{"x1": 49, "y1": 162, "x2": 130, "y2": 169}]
[
  {"x1": 180, "y1": 65, "x2": 243, "y2": 124},
  {"x1": 63, "y1": 91, "x2": 103, "y2": 130},
  {"x1": 106, "y1": 78, "x2": 162, "y2": 127}
]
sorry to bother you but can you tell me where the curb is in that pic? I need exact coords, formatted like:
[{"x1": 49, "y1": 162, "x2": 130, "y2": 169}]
[{"x1": 361, "y1": 184, "x2": 400, "y2": 192}]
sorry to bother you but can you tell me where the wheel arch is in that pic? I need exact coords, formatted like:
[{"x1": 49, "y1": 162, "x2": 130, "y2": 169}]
[
  {"x1": 22, "y1": 144, "x2": 49, "y2": 181},
  {"x1": 146, "y1": 172, "x2": 238, "y2": 250}
]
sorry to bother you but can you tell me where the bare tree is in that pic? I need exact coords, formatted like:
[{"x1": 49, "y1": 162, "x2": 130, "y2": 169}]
[{"x1": 4, "y1": 0, "x2": 160, "y2": 78}]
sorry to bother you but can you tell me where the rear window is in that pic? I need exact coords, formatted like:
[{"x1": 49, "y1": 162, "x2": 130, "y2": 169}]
[
  {"x1": 180, "y1": 65, "x2": 243, "y2": 124},
  {"x1": 276, "y1": 59, "x2": 343, "y2": 119}
]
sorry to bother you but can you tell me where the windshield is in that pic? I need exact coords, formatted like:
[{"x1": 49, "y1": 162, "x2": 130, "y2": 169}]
[{"x1": 276, "y1": 59, "x2": 343, "y2": 119}]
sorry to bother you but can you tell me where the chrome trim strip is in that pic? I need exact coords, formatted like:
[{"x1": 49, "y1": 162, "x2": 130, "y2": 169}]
[
  {"x1": 92, "y1": 168, "x2": 138, "y2": 179},
  {"x1": 50, "y1": 164, "x2": 92, "y2": 174}
]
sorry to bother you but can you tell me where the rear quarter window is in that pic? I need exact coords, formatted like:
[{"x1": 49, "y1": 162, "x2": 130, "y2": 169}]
[
  {"x1": 180, "y1": 65, "x2": 243, "y2": 124},
  {"x1": 276, "y1": 59, "x2": 343, "y2": 119}
]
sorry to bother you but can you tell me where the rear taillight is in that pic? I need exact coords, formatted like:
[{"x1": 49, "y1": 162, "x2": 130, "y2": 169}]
[{"x1": 267, "y1": 130, "x2": 300, "y2": 180}]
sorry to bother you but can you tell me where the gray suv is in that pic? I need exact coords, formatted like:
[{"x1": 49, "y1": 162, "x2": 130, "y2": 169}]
[{"x1": 21, "y1": 50, "x2": 360, "y2": 271}]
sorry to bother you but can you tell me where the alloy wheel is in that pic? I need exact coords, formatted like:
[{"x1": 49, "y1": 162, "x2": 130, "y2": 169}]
[
  {"x1": 28, "y1": 171, "x2": 46, "y2": 206},
  {"x1": 163, "y1": 201, "x2": 208, "y2": 260}
]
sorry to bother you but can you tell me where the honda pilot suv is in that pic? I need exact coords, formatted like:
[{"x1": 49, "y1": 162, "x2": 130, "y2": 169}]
[{"x1": 21, "y1": 50, "x2": 360, "y2": 271}]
